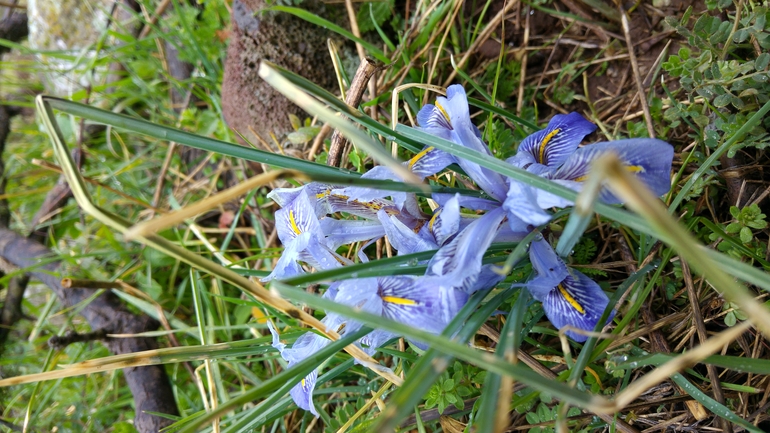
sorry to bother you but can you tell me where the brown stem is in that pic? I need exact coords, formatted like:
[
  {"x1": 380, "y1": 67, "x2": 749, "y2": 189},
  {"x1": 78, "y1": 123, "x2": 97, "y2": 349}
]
[{"x1": 327, "y1": 58, "x2": 378, "y2": 168}]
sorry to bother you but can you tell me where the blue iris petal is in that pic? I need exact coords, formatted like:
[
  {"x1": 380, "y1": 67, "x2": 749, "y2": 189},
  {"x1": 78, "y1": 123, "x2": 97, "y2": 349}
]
[
  {"x1": 267, "y1": 321, "x2": 331, "y2": 417},
  {"x1": 526, "y1": 238, "x2": 614, "y2": 342},
  {"x1": 427, "y1": 207, "x2": 507, "y2": 293},
  {"x1": 503, "y1": 180, "x2": 553, "y2": 226},
  {"x1": 377, "y1": 210, "x2": 437, "y2": 255},
  {"x1": 542, "y1": 270, "x2": 615, "y2": 342},
  {"x1": 508, "y1": 112, "x2": 596, "y2": 173},
  {"x1": 408, "y1": 146, "x2": 456, "y2": 179},
  {"x1": 553, "y1": 138, "x2": 674, "y2": 203}
]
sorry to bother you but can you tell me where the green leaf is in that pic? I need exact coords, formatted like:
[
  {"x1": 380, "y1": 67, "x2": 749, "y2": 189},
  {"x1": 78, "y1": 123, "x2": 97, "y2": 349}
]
[
  {"x1": 713, "y1": 93, "x2": 732, "y2": 107},
  {"x1": 740, "y1": 226, "x2": 753, "y2": 244},
  {"x1": 443, "y1": 379, "x2": 455, "y2": 391},
  {"x1": 756, "y1": 53, "x2": 770, "y2": 71}
]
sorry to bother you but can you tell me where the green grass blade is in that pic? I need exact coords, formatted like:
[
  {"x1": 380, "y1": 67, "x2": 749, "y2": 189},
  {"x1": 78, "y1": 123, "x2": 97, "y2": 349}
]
[
  {"x1": 42, "y1": 96, "x2": 359, "y2": 179},
  {"x1": 176, "y1": 327, "x2": 370, "y2": 433}
]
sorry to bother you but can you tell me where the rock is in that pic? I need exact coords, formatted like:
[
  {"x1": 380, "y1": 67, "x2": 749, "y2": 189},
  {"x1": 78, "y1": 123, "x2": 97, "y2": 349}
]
[{"x1": 221, "y1": 0, "x2": 341, "y2": 146}]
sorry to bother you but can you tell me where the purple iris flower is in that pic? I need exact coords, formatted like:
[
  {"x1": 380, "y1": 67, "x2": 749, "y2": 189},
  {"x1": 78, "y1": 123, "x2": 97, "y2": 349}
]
[
  {"x1": 503, "y1": 113, "x2": 674, "y2": 226},
  {"x1": 376, "y1": 194, "x2": 461, "y2": 255},
  {"x1": 268, "y1": 274, "x2": 468, "y2": 416},
  {"x1": 526, "y1": 236, "x2": 615, "y2": 342},
  {"x1": 331, "y1": 143, "x2": 455, "y2": 222},
  {"x1": 262, "y1": 190, "x2": 387, "y2": 281},
  {"x1": 417, "y1": 85, "x2": 508, "y2": 201}
]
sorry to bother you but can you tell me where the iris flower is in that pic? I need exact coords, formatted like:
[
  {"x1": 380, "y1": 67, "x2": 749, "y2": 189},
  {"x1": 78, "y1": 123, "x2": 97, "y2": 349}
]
[
  {"x1": 269, "y1": 274, "x2": 468, "y2": 416},
  {"x1": 262, "y1": 191, "x2": 386, "y2": 281},
  {"x1": 417, "y1": 85, "x2": 508, "y2": 201},
  {"x1": 526, "y1": 236, "x2": 615, "y2": 342},
  {"x1": 376, "y1": 194, "x2": 461, "y2": 255},
  {"x1": 503, "y1": 113, "x2": 674, "y2": 226}
]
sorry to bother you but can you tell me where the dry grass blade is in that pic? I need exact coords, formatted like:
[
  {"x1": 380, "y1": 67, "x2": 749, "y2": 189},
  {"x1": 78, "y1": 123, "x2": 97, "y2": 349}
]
[
  {"x1": 124, "y1": 169, "x2": 296, "y2": 241},
  {"x1": 587, "y1": 153, "x2": 770, "y2": 337},
  {"x1": 258, "y1": 62, "x2": 423, "y2": 188}
]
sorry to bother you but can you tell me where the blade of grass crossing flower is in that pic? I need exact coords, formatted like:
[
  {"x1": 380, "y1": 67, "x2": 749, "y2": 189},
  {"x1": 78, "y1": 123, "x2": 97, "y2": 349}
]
[
  {"x1": 273, "y1": 281, "x2": 615, "y2": 414},
  {"x1": 374, "y1": 286, "x2": 515, "y2": 432},
  {"x1": 476, "y1": 289, "x2": 530, "y2": 433},
  {"x1": 176, "y1": 327, "x2": 370, "y2": 433},
  {"x1": 259, "y1": 62, "x2": 423, "y2": 187},
  {"x1": 41, "y1": 96, "x2": 358, "y2": 179},
  {"x1": 397, "y1": 124, "x2": 770, "y2": 293},
  {"x1": 36, "y1": 95, "x2": 404, "y2": 386},
  {"x1": 278, "y1": 243, "x2": 516, "y2": 286},
  {"x1": 594, "y1": 153, "x2": 770, "y2": 338}
]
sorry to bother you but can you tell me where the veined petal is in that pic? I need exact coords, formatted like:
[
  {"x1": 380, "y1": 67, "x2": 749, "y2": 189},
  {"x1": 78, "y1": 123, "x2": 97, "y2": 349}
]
[
  {"x1": 526, "y1": 237, "x2": 569, "y2": 299},
  {"x1": 417, "y1": 104, "x2": 453, "y2": 140},
  {"x1": 276, "y1": 192, "x2": 322, "y2": 243},
  {"x1": 424, "y1": 194, "x2": 461, "y2": 246},
  {"x1": 503, "y1": 180, "x2": 552, "y2": 226},
  {"x1": 408, "y1": 146, "x2": 456, "y2": 179},
  {"x1": 553, "y1": 138, "x2": 674, "y2": 203},
  {"x1": 541, "y1": 269, "x2": 615, "y2": 342},
  {"x1": 378, "y1": 276, "x2": 453, "y2": 336},
  {"x1": 290, "y1": 371, "x2": 319, "y2": 416},
  {"x1": 267, "y1": 322, "x2": 327, "y2": 417},
  {"x1": 378, "y1": 210, "x2": 437, "y2": 255},
  {"x1": 261, "y1": 234, "x2": 311, "y2": 282},
  {"x1": 319, "y1": 219, "x2": 385, "y2": 250},
  {"x1": 509, "y1": 112, "x2": 596, "y2": 171},
  {"x1": 269, "y1": 183, "x2": 333, "y2": 218}
]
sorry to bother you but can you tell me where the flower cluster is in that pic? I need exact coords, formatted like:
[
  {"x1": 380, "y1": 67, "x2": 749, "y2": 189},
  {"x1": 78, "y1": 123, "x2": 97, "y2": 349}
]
[{"x1": 265, "y1": 85, "x2": 674, "y2": 415}]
